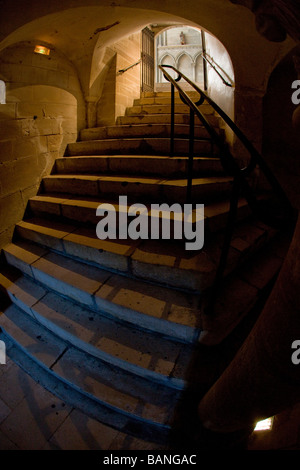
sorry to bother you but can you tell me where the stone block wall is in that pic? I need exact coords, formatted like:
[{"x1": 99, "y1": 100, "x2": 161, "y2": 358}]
[
  {"x1": 0, "y1": 41, "x2": 85, "y2": 249},
  {"x1": 96, "y1": 32, "x2": 141, "y2": 127}
]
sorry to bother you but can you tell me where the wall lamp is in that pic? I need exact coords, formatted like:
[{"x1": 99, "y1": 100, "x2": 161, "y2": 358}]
[
  {"x1": 34, "y1": 45, "x2": 51, "y2": 56},
  {"x1": 254, "y1": 416, "x2": 274, "y2": 431}
]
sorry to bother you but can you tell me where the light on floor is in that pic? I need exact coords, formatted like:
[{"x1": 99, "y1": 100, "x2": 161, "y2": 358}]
[
  {"x1": 254, "y1": 417, "x2": 274, "y2": 431},
  {"x1": 34, "y1": 45, "x2": 50, "y2": 56}
]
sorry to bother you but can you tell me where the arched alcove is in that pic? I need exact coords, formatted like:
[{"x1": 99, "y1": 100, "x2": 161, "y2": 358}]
[
  {"x1": 154, "y1": 25, "x2": 235, "y2": 126},
  {"x1": 154, "y1": 23, "x2": 236, "y2": 153},
  {"x1": 195, "y1": 53, "x2": 204, "y2": 84},
  {"x1": 155, "y1": 25, "x2": 204, "y2": 91},
  {"x1": 0, "y1": 41, "x2": 86, "y2": 248},
  {"x1": 0, "y1": 41, "x2": 85, "y2": 133},
  {"x1": 177, "y1": 53, "x2": 193, "y2": 80},
  {"x1": 158, "y1": 54, "x2": 176, "y2": 83}
]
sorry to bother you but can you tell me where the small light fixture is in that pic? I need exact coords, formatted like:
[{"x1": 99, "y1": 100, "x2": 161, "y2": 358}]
[
  {"x1": 254, "y1": 416, "x2": 274, "y2": 431},
  {"x1": 34, "y1": 45, "x2": 50, "y2": 56}
]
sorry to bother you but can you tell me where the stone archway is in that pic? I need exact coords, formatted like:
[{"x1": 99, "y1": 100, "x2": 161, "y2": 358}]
[{"x1": 155, "y1": 25, "x2": 204, "y2": 91}]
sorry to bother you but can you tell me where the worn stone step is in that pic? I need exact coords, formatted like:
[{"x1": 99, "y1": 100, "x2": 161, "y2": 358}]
[
  {"x1": 28, "y1": 194, "x2": 205, "y2": 233},
  {"x1": 125, "y1": 103, "x2": 214, "y2": 116},
  {"x1": 41, "y1": 174, "x2": 233, "y2": 204},
  {"x1": 116, "y1": 113, "x2": 220, "y2": 128},
  {"x1": 1, "y1": 221, "x2": 287, "y2": 355},
  {"x1": 11, "y1": 211, "x2": 276, "y2": 295},
  {"x1": 133, "y1": 97, "x2": 180, "y2": 106},
  {"x1": 133, "y1": 94, "x2": 201, "y2": 106},
  {"x1": 0, "y1": 266, "x2": 195, "y2": 389},
  {"x1": 80, "y1": 124, "x2": 215, "y2": 142},
  {"x1": 55, "y1": 155, "x2": 224, "y2": 177},
  {"x1": 141, "y1": 91, "x2": 199, "y2": 99},
  {"x1": 27, "y1": 194, "x2": 250, "y2": 235},
  {"x1": 2, "y1": 236, "x2": 202, "y2": 339},
  {"x1": 8, "y1": 222, "x2": 212, "y2": 293},
  {"x1": 66, "y1": 137, "x2": 217, "y2": 158},
  {"x1": 0, "y1": 305, "x2": 172, "y2": 443}
]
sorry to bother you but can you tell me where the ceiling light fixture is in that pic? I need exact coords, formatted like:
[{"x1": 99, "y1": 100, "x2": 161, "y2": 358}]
[
  {"x1": 34, "y1": 45, "x2": 50, "y2": 56},
  {"x1": 254, "y1": 417, "x2": 274, "y2": 431}
]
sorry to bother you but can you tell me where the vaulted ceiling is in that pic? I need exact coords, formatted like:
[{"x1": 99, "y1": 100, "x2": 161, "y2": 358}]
[{"x1": 0, "y1": 1, "x2": 296, "y2": 96}]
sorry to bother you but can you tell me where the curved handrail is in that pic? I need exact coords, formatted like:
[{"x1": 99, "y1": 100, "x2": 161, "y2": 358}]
[
  {"x1": 159, "y1": 63, "x2": 296, "y2": 315},
  {"x1": 118, "y1": 59, "x2": 141, "y2": 75},
  {"x1": 159, "y1": 64, "x2": 294, "y2": 216},
  {"x1": 200, "y1": 52, "x2": 233, "y2": 88}
]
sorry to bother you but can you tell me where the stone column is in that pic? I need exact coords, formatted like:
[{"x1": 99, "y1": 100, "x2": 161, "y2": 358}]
[
  {"x1": 196, "y1": 0, "x2": 300, "y2": 439},
  {"x1": 191, "y1": 62, "x2": 196, "y2": 82}
]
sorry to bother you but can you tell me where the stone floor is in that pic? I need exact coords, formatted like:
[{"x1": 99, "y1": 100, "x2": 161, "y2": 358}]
[
  {"x1": 1, "y1": 349, "x2": 299, "y2": 451},
  {"x1": 0, "y1": 357, "x2": 165, "y2": 450}
]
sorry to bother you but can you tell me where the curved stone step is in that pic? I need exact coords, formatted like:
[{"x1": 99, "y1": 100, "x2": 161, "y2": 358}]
[
  {"x1": 41, "y1": 174, "x2": 233, "y2": 203},
  {"x1": 11, "y1": 219, "x2": 216, "y2": 292},
  {"x1": 66, "y1": 137, "x2": 217, "y2": 158},
  {"x1": 54, "y1": 155, "x2": 224, "y2": 178},
  {"x1": 27, "y1": 193, "x2": 250, "y2": 234},
  {"x1": 11, "y1": 210, "x2": 276, "y2": 296},
  {"x1": 28, "y1": 194, "x2": 205, "y2": 233},
  {"x1": 125, "y1": 103, "x2": 214, "y2": 116},
  {"x1": 140, "y1": 91, "x2": 199, "y2": 99},
  {"x1": 0, "y1": 229, "x2": 287, "y2": 443},
  {"x1": 133, "y1": 95, "x2": 204, "y2": 106},
  {"x1": 80, "y1": 123, "x2": 214, "y2": 142},
  {"x1": 0, "y1": 266, "x2": 195, "y2": 389},
  {"x1": 2, "y1": 237, "x2": 202, "y2": 340},
  {"x1": 0, "y1": 309, "x2": 172, "y2": 444},
  {"x1": 116, "y1": 113, "x2": 220, "y2": 127}
]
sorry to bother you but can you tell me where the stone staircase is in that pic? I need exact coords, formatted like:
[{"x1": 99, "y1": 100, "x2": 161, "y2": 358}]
[{"x1": 0, "y1": 91, "x2": 291, "y2": 448}]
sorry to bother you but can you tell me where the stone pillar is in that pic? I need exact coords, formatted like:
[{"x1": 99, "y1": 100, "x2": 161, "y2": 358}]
[
  {"x1": 85, "y1": 96, "x2": 98, "y2": 129},
  {"x1": 198, "y1": 214, "x2": 300, "y2": 433},
  {"x1": 196, "y1": 0, "x2": 300, "y2": 440},
  {"x1": 191, "y1": 62, "x2": 196, "y2": 82}
]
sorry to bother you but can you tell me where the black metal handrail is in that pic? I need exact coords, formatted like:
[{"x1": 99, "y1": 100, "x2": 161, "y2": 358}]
[
  {"x1": 118, "y1": 59, "x2": 141, "y2": 75},
  {"x1": 200, "y1": 52, "x2": 234, "y2": 88},
  {"x1": 159, "y1": 64, "x2": 296, "y2": 315}
]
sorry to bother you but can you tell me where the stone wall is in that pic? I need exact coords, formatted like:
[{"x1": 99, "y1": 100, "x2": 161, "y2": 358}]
[
  {"x1": 262, "y1": 46, "x2": 300, "y2": 209},
  {"x1": 96, "y1": 32, "x2": 141, "y2": 127},
  {"x1": 0, "y1": 41, "x2": 85, "y2": 249},
  {"x1": 204, "y1": 32, "x2": 236, "y2": 149}
]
